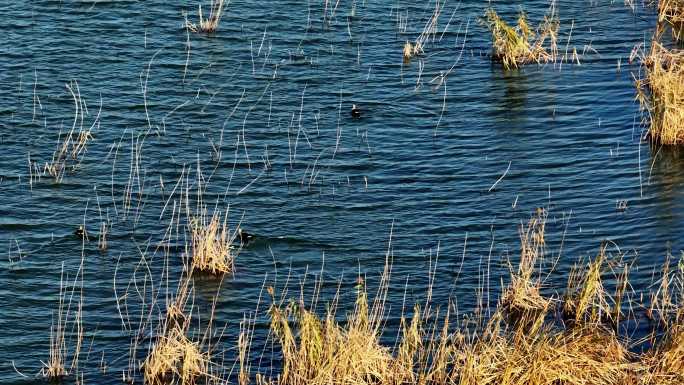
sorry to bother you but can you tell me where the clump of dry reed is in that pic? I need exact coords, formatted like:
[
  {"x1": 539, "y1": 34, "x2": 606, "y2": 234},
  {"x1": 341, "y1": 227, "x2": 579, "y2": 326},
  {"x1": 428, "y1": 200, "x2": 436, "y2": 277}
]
[
  {"x1": 482, "y1": 5, "x2": 559, "y2": 69},
  {"x1": 143, "y1": 326, "x2": 208, "y2": 385},
  {"x1": 457, "y1": 318, "x2": 636, "y2": 385},
  {"x1": 40, "y1": 261, "x2": 84, "y2": 381},
  {"x1": 636, "y1": 42, "x2": 684, "y2": 145},
  {"x1": 402, "y1": 0, "x2": 444, "y2": 62},
  {"x1": 186, "y1": 0, "x2": 226, "y2": 33},
  {"x1": 500, "y1": 209, "x2": 552, "y2": 332},
  {"x1": 189, "y1": 209, "x2": 235, "y2": 275},
  {"x1": 658, "y1": 0, "x2": 684, "y2": 41},
  {"x1": 562, "y1": 244, "x2": 614, "y2": 325},
  {"x1": 264, "y1": 280, "x2": 404, "y2": 385},
  {"x1": 142, "y1": 272, "x2": 215, "y2": 385},
  {"x1": 403, "y1": 40, "x2": 422, "y2": 62}
]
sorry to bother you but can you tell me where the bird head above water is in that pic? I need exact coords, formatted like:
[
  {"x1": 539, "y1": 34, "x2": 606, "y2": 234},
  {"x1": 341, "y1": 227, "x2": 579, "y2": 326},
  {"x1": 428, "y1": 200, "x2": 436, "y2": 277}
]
[{"x1": 351, "y1": 104, "x2": 361, "y2": 119}]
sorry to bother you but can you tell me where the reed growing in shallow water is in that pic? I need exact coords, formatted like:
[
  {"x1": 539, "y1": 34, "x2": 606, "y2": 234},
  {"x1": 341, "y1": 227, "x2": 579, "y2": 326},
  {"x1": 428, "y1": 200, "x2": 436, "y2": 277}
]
[
  {"x1": 242, "y1": 211, "x2": 684, "y2": 385},
  {"x1": 186, "y1": 0, "x2": 226, "y2": 33},
  {"x1": 483, "y1": 6, "x2": 559, "y2": 70},
  {"x1": 636, "y1": 42, "x2": 684, "y2": 145},
  {"x1": 189, "y1": 209, "x2": 235, "y2": 275}
]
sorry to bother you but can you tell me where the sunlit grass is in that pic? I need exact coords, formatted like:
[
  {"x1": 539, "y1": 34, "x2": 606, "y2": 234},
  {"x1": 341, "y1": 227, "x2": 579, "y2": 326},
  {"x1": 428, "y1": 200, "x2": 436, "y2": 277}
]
[
  {"x1": 483, "y1": 6, "x2": 559, "y2": 70},
  {"x1": 636, "y1": 42, "x2": 684, "y2": 145}
]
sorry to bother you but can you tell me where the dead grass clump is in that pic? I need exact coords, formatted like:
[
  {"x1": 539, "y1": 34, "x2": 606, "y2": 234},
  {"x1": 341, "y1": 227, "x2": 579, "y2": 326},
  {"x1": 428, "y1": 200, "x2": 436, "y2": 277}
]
[
  {"x1": 143, "y1": 327, "x2": 208, "y2": 385},
  {"x1": 403, "y1": 40, "x2": 423, "y2": 62},
  {"x1": 500, "y1": 209, "x2": 553, "y2": 332},
  {"x1": 658, "y1": 0, "x2": 684, "y2": 41},
  {"x1": 457, "y1": 321, "x2": 636, "y2": 385},
  {"x1": 636, "y1": 42, "x2": 684, "y2": 145},
  {"x1": 266, "y1": 283, "x2": 401, "y2": 385},
  {"x1": 562, "y1": 244, "x2": 615, "y2": 326},
  {"x1": 483, "y1": 6, "x2": 559, "y2": 69},
  {"x1": 189, "y1": 209, "x2": 235, "y2": 275},
  {"x1": 186, "y1": 0, "x2": 226, "y2": 33}
]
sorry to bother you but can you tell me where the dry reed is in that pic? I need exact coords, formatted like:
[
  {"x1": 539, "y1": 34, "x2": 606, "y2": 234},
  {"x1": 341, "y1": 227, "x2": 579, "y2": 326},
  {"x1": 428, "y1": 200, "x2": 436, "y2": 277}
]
[
  {"x1": 143, "y1": 327, "x2": 208, "y2": 385},
  {"x1": 44, "y1": 81, "x2": 96, "y2": 182},
  {"x1": 40, "y1": 261, "x2": 84, "y2": 381},
  {"x1": 658, "y1": 0, "x2": 684, "y2": 41},
  {"x1": 500, "y1": 209, "x2": 552, "y2": 332},
  {"x1": 186, "y1": 0, "x2": 226, "y2": 33},
  {"x1": 246, "y1": 213, "x2": 684, "y2": 385},
  {"x1": 189, "y1": 209, "x2": 235, "y2": 275},
  {"x1": 483, "y1": 5, "x2": 559, "y2": 70},
  {"x1": 636, "y1": 42, "x2": 684, "y2": 145}
]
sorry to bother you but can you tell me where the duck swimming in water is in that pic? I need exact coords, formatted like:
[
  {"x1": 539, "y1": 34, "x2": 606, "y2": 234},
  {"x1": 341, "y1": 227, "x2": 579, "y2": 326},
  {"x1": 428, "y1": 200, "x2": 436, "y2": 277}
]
[
  {"x1": 351, "y1": 104, "x2": 361, "y2": 119},
  {"x1": 74, "y1": 225, "x2": 89, "y2": 241},
  {"x1": 237, "y1": 228, "x2": 254, "y2": 245}
]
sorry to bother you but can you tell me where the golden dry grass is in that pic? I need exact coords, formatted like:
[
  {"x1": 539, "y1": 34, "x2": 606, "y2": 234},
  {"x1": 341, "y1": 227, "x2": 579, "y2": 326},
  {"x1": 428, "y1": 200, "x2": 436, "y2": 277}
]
[
  {"x1": 186, "y1": 0, "x2": 226, "y2": 33},
  {"x1": 189, "y1": 209, "x2": 235, "y2": 275},
  {"x1": 264, "y1": 282, "x2": 402, "y2": 385},
  {"x1": 143, "y1": 327, "x2": 208, "y2": 385},
  {"x1": 636, "y1": 42, "x2": 684, "y2": 145},
  {"x1": 483, "y1": 7, "x2": 559, "y2": 70},
  {"x1": 457, "y1": 320, "x2": 637, "y2": 385},
  {"x1": 500, "y1": 209, "x2": 552, "y2": 332},
  {"x1": 246, "y1": 213, "x2": 684, "y2": 385},
  {"x1": 659, "y1": 0, "x2": 684, "y2": 41}
]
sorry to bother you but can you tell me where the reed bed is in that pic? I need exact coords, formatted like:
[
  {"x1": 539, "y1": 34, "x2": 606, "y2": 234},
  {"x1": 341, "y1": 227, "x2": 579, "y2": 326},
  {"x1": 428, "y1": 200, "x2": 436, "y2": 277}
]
[
  {"x1": 636, "y1": 42, "x2": 684, "y2": 145},
  {"x1": 483, "y1": 5, "x2": 559, "y2": 70},
  {"x1": 140, "y1": 262, "x2": 223, "y2": 385},
  {"x1": 186, "y1": 0, "x2": 226, "y2": 33},
  {"x1": 243, "y1": 213, "x2": 684, "y2": 385}
]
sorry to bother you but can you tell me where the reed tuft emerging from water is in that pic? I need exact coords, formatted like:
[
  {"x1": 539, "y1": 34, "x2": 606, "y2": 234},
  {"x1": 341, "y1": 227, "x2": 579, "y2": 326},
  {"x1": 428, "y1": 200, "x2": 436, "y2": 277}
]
[
  {"x1": 189, "y1": 209, "x2": 235, "y2": 275},
  {"x1": 186, "y1": 0, "x2": 226, "y2": 33},
  {"x1": 636, "y1": 42, "x2": 684, "y2": 145},
  {"x1": 482, "y1": 5, "x2": 559, "y2": 70},
  {"x1": 143, "y1": 326, "x2": 208, "y2": 385}
]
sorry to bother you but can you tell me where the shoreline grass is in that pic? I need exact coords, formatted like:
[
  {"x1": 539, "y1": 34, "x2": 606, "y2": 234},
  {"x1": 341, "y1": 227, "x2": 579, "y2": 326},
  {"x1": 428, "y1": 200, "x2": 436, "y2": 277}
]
[{"x1": 242, "y1": 213, "x2": 684, "y2": 385}]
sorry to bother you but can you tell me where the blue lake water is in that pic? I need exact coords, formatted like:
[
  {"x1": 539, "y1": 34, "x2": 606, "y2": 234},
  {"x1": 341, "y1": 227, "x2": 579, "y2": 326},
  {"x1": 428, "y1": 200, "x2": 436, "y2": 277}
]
[{"x1": 1, "y1": 1, "x2": 682, "y2": 384}]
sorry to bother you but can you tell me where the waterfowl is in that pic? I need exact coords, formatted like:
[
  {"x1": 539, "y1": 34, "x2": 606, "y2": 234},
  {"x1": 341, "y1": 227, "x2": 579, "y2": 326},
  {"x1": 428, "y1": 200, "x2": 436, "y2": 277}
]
[
  {"x1": 351, "y1": 104, "x2": 361, "y2": 119},
  {"x1": 74, "y1": 225, "x2": 89, "y2": 240},
  {"x1": 238, "y1": 229, "x2": 254, "y2": 245}
]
